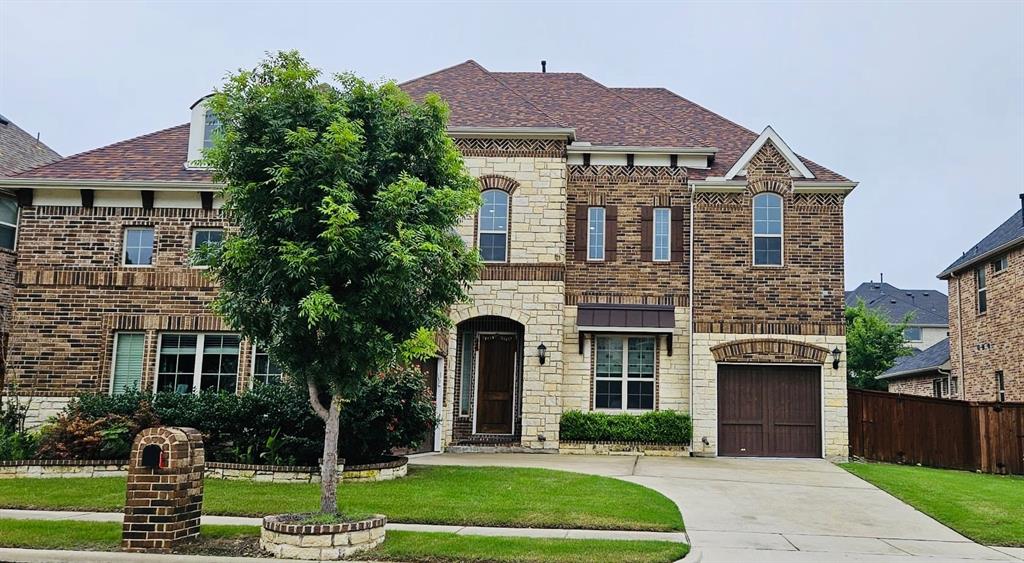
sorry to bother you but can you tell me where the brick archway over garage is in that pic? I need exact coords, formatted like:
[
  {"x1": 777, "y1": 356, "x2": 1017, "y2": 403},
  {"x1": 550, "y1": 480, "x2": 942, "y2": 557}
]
[{"x1": 711, "y1": 338, "x2": 829, "y2": 364}]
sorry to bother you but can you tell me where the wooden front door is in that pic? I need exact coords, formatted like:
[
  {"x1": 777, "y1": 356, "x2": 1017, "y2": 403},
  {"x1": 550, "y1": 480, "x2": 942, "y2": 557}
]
[
  {"x1": 718, "y1": 365, "x2": 821, "y2": 457},
  {"x1": 475, "y1": 334, "x2": 517, "y2": 434}
]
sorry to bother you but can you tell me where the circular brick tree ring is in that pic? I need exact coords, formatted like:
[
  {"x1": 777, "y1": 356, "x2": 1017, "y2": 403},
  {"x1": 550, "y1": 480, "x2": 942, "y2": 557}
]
[{"x1": 260, "y1": 514, "x2": 386, "y2": 560}]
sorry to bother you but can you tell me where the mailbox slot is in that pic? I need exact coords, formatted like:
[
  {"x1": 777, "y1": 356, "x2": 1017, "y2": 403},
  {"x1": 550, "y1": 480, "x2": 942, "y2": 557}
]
[{"x1": 141, "y1": 444, "x2": 164, "y2": 469}]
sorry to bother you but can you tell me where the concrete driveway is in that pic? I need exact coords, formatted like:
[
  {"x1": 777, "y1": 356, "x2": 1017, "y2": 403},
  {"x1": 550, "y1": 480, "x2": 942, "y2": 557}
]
[{"x1": 411, "y1": 453, "x2": 1022, "y2": 562}]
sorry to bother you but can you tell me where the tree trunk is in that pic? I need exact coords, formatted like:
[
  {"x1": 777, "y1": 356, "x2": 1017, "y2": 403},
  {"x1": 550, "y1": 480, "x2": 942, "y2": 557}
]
[{"x1": 308, "y1": 381, "x2": 341, "y2": 515}]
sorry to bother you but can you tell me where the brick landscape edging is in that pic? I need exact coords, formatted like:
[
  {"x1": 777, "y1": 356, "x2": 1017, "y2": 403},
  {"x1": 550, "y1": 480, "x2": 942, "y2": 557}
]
[
  {"x1": 261, "y1": 513, "x2": 387, "y2": 560},
  {"x1": 559, "y1": 441, "x2": 690, "y2": 457},
  {"x1": 0, "y1": 456, "x2": 408, "y2": 482}
]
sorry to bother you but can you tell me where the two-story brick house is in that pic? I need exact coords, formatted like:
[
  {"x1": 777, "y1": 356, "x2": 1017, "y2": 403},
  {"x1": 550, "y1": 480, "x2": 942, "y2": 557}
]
[
  {"x1": 0, "y1": 61, "x2": 855, "y2": 459},
  {"x1": 936, "y1": 197, "x2": 1024, "y2": 402}
]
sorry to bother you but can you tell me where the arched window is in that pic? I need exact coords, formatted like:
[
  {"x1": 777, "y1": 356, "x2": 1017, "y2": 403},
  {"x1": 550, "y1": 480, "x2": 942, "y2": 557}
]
[
  {"x1": 478, "y1": 190, "x2": 509, "y2": 262},
  {"x1": 753, "y1": 193, "x2": 783, "y2": 266}
]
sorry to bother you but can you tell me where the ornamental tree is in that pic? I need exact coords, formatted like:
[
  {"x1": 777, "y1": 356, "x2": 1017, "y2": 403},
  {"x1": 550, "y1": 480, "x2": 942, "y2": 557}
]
[
  {"x1": 845, "y1": 301, "x2": 915, "y2": 390},
  {"x1": 203, "y1": 51, "x2": 480, "y2": 514}
]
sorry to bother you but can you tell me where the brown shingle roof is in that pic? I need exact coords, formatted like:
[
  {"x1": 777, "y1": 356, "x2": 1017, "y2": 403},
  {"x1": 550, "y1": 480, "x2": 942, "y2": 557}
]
[
  {"x1": 14, "y1": 124, "x2": 211, "y2": 182},
  {"x1": 400, "y1": 60, "x2": 564, "y2": 129},
  {"x1": 613, "y1": 87, "x2": 848, "y2": 181},
  {"x1": 0, "y1": 115, "x2": 61, "y2": 176}
]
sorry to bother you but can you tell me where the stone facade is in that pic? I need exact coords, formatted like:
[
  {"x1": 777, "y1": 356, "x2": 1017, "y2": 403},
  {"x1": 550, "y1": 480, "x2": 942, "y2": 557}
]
[
  {"x1": 947, "y1": 243, "x2": 1024, "y2": 402},
  {"x1": 0, "y1": 459, "x2": 128, "y2": 478},
  {"x1": 559, "y1": 441, "x2": 689, "y2": 457}
]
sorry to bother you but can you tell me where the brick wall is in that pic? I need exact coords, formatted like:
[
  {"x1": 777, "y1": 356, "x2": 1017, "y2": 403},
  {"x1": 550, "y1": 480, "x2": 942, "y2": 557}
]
[
  {"x1": 692, "y1": 143, "x2": 845, "y2": 334},
  {"x1": 7, "y1": 205, "x2": 246, "y2": 395},
  {"x1": 947, "y1": 243, "x2": 1024, "y2": 402},
  {"x1": 887, "y1": 372, "x2": 950, "y2": 398}
]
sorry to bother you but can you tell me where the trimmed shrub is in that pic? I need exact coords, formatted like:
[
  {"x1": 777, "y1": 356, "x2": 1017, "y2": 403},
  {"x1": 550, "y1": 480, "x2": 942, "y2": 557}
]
[
  {"x1": 42, "y1": 368, "x2": 435, "y2": 465},
  {"x1": 559, "y1": 410, "x2": 692, "y2": 444}
]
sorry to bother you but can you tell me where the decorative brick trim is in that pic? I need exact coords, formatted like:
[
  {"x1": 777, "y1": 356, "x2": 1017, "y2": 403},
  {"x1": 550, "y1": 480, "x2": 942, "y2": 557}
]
[
  {"x1": 793, "y1": 193, "x2": 845, "y2": 208},
  {"x1": 18, "y1": 268, "x2": 217, "y2": 289},
  {"x1": 559, "y1": 441, "x2": 690, "y2": 457},
  {"x1": 106, "y1": 314, "x2": 228, "y2": 332},
  {"x1": 455, "y1": 138, "x2": 566, "y2": 158},
  {"x1": 694, "y1": 321, "x2": 846, "y2": 336},
  {"x1": 693, "y1": 192, "x2": 744, "y2": 208},
  {"x1": 32, "y1": 206, "x2": 224, "y2": 218},
  {"x1": 746, "y1": 177, "x2": 791, "y2": 195},
  {"x1": 207, "y1": 461, "x2": 320, "y2": 472},
  {"x1": 343, "y1": 456, "x2": 408, "y2": 472},
  {"x1": 566, "y1": 293, "x2": 683, "y2": 307},
  {"x1": 710, "y1": 338, "x2": 830, "y2": 364},
  {"x1": 477, "y1": 175, "x2": 519, "y2": 194},
  {"x1": 568, "y1": 165, "x2": 688, "y2": 180},
  {"x1": 262, "y1": 514, "x2": 387, "y2": 535},
  {"x1": 0, "y1": 458, "x2": 127, "y2": 467},
  {"x1": 480, "y1": 263, "x2": 564, "y2": 282}
]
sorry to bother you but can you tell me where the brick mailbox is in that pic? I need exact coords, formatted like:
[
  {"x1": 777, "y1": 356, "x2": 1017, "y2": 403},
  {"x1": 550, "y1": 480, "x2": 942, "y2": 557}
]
[{"x1": 122, "y1": 426, "x2": 205, "y2": 552}]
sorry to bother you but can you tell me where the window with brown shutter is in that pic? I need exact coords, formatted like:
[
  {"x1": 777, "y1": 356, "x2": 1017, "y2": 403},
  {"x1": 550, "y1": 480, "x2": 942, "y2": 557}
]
[
  {"x1": 640, "y1": 206, "x2": 653, "y2": 261},
  {"x1": 574, "y1": 204, "x2": 588, "y2": 262},
  {"x1": 605, "y1": 205, "x2": 617, "y2": 262},
  {"x1": 671, "y1": 205, "x2": 685, "y2": 262}
]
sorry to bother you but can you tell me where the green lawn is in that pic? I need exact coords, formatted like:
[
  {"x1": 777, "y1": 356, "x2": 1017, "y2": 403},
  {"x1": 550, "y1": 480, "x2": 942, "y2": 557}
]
[
  {"x1": 0, "y1": 465, "x2": 683, "y2": 531},
  {"x1": 0, "y1": 520, "x2": 688, "y2": 563},
  {"x1": 842, "y1": 462, "x2": 1024, "y2": 546}
]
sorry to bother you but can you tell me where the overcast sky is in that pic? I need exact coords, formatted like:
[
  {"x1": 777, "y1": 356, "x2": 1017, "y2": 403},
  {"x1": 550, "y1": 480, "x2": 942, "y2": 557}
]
[{"x1": 2, "y1": 1, "x2": 1022, "y2": 291}]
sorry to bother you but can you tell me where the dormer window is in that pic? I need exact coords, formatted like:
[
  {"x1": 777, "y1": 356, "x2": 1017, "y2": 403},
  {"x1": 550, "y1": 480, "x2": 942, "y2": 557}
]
[{"x1": 203, "y1": 110, "x2": 220, "y2": 150}]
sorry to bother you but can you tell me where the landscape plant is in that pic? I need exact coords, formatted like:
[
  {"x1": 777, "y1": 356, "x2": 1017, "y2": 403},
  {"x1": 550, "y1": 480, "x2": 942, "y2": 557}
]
[
  {"x1": 559, "y1": 410, "x2": 692, "y2": 444},
  {"x1": 203, "y1": 51, "x2": 480, "y2": 515},
  {"x1": 845, "y1": 301, "x2": 916, "y2": 390}
]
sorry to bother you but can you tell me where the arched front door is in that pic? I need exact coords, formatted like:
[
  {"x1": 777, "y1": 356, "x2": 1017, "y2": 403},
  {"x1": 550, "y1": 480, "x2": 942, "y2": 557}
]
[{"x1": 475, "y1": 333, "x2": 517, "y2": 434}]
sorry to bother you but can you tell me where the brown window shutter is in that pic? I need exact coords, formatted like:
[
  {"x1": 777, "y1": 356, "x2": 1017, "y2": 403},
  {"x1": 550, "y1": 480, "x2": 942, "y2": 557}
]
[
  {"x1": 605, "y1": 205, "x2": 618, "y2": 262},
  {"x1": 671, "y1": 205, "x2": 685, "y2": 262},
  {"x1": 640, "y1": 206, "x2": 653, "y2": 261},
  {"x1": 574, "y1": 204, "x2": 588, "y2": 262}
]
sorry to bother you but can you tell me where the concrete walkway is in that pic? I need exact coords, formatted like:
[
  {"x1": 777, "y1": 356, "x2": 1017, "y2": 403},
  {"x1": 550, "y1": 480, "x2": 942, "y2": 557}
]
[
  {"x1": 411, "y1": 453, "x2": 1024, "y2": 562},
  {"x1": 0, "y1": 509, "x2": 688, "y2": 543}
]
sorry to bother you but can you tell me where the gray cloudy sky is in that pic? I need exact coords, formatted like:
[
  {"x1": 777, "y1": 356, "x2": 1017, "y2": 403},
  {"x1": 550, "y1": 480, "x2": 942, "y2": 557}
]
[{"x1": 2, "y1": 1, "x2": 1022, "y2": 292}]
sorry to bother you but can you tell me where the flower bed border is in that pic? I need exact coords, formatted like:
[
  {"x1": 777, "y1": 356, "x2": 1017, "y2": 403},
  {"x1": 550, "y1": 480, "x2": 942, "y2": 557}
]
[
  {"x1": 0, "y1": 456, "x2": 409, "y2": 482},
  {"x1": 559, "y1": 441, "x2": 690, "y2": 457},
  {"x1": 261, "y1": 513, "x2": 386, "y2": 560}
]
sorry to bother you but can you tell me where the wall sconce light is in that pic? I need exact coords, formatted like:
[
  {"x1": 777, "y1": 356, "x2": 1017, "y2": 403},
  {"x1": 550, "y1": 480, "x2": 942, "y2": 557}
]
[
  {"x1": 832, "y1": 347, "x2": 842, "y2": 370},
  {"x1": 537, "y1": 343, "x2": 547, "y2": 365}
]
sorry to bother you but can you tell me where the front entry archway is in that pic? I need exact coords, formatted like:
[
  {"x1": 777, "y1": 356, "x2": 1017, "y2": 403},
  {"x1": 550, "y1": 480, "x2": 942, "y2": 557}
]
[
  {"x1": 454, "y1": 316, "x2": 524, "y2": 443},
  {"x1": 475, "y1": 333, "x2": 517, "y2": 434}
]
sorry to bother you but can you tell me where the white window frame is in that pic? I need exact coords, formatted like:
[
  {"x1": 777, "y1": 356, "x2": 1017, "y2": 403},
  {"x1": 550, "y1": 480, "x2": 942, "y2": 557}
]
[
  {"x1": 903, "y1": 326, "x2": 923, "y2": 342},
  {"x1": 593, "y1": 334, "x2": 656, "y2": 413},
  {"x1": 250, "y1": 346, "x2": 284, "y2": 387},
  {"x1": 976, "y1": 266, "x2": 987, "y2": 314},
  {"x1": 109, "y1": 332, "x2": 145, "y2": 395},
  {"x1": 653, "y1": 207, "x2": 671, "y2": 262},
  {"x1": 993, "y1": 256, "x2": 1008, "y2": 274},
  {"x1": 477, "y1": 190, "x2": 509, "y2": 263},
  {"x1": 0, "y1": 197, "x2": 19, "y2": 251},
  {"x1": 752, "y1": 193, "x2": 784, "y2": 267},
  {"x1": 203, "y1": 108, "x2": 219, "y2": 150},
  {"x1": 996, "y1": 371, "x2": 1005, "y2": 402},
  {"x1": 191, "y1": 228, "x2": 225, "y2": 269},
  {"x1": 587, "y1": 207, "x2": 605, "y2": 261},
  {"x1": 122, "y1": 227, "x2": 155, "y2": 267},
  {"x1": 155, "y1": 332, "x2": 241, "y2": 394}
]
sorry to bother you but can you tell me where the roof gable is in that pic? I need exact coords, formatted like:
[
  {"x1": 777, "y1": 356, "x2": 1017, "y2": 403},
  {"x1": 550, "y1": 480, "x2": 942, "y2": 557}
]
[
  {"x1": 723, "y1": 126, "x2": 813, "y2": 180},
  {"x1": 879, "y1": 338, "x2": 950, "y2": 380}
]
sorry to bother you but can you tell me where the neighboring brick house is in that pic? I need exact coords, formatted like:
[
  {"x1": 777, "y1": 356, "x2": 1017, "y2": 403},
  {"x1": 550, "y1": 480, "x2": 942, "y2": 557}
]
[
  {"x1": 0, "y1": 61, "x2": 856, "y2": 459},
  {"x1": 845, "y1": 282, "x2": 948, "y2": 351},
  {"x1": 878, "y1": 338, "x2": 953, "y2": 397},
  {"x1": 937, "y1": 198, "x2": 1024, "y2": 402},
  {"x1": 0, "y1": 113, "x2": 60, "y2": 387}
]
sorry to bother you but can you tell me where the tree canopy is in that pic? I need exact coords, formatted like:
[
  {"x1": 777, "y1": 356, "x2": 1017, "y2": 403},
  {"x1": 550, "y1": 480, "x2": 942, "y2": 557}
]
[{"x1": 845, "y1": 301, "x2": 915, "y2": 390}]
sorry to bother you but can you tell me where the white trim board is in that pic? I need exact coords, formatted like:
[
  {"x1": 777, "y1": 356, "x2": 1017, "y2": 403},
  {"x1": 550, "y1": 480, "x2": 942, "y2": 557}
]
[{"x1": 724, "y1": 126, "x2": 814, "y2": 180}]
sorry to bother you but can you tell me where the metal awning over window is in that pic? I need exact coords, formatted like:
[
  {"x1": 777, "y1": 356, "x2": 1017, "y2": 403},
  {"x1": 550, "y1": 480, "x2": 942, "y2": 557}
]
[{"x1": 576, "y1": 304, "x2": 675, "y2": 355}]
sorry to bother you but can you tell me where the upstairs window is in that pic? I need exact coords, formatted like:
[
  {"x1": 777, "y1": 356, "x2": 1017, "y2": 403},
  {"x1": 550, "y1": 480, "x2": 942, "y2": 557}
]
[
  {"x1": 976, "y1": 266, "x2": 987, "y2": 314},
  {"x1": 993, "y1": 256, "x2": 1008, "y2": 273},
  {"x1": 478, "y1": 190, "x2": 508, "y2": 262},
  {"x1": 653, "y1": 208, "x2": 671, "y2": 262},
  {"x1": 203, "y1": 109, "x2": 220, "y2": 150},
  {"x1": 753, "y1": 193, "x2": 783, "y2": 266},
  {"x1": 0, "y1": 197, "x2": 17, "y2": 250},
  {"x1": 191, "y1": 228, "x2": 224, "y2": 268},
  {"x1": 588, "y1": 207, "x2": 606, "y2": 261},
  {"x1": 903, "y1": 327, "x2": 923, "y2": 342},
  {"x1": 123, "y1": 227, "x2": 154, "y2": 266}
]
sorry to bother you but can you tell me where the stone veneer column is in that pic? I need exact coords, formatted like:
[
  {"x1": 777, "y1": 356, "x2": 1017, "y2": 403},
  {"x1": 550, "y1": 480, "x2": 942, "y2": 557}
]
[{"x1": 122, "y1": 426, "x2": 205, "y2": 552}]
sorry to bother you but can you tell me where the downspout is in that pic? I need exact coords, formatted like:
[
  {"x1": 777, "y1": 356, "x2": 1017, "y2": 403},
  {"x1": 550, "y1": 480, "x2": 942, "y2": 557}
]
[
  {"x1": 956, "y1": 273, "x2": 965, "y2": 400},
  {"x1": 688, "y1": 182, "x2": 696, "y2": 452}
]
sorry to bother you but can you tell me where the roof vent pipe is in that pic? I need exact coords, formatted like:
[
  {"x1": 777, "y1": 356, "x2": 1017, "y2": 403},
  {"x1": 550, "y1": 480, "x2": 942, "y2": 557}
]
[
  {"x1": 541, "y1": 60, "x2": 547, "y2": 73},
  {"x1": 1019, "y1": 193, "x2": 1023, "y2": 226}
]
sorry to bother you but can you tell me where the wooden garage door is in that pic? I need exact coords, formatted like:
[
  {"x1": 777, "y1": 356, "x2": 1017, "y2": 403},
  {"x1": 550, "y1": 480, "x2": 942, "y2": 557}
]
[{"x1": 718, "y1": 365, "x2": 821, "y2": 457}]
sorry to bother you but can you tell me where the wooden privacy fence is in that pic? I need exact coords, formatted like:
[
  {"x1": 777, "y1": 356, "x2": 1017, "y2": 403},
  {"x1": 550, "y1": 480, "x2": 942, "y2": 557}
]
[{"x1": 848, "y1": 388, "x2": 1024, "y2": 475}]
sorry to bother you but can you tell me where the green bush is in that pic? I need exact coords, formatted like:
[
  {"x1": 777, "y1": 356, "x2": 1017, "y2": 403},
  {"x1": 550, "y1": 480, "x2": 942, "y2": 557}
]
[
  {"x1": 46, "y1": 368, "x2": 435, "y2": 465},
  {"x1": 0, "y1": 394, "x2": 38, "y2": 461},
  {"x1": 559, "y1": 410, "x2": 692, "y2": 444}
]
